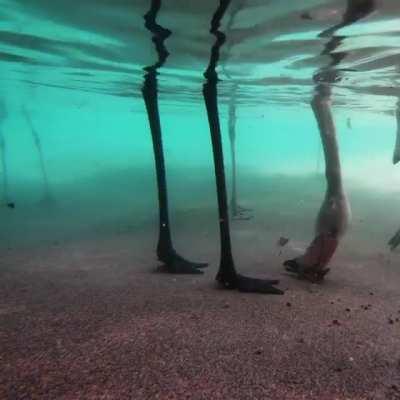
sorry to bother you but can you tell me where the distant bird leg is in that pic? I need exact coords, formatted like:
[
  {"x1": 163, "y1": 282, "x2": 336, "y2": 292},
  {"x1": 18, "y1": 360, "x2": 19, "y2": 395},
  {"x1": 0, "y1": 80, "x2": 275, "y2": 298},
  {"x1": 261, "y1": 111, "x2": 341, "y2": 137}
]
[
  {"x1": 227, "y1": 86, "x2": 252, "y2": 220},
  {"x1": 392, "y1": 99, "x2": 400, "y2": 165},
  {"x1": 0, "y1": 127, "x2": 10, "y2": 207},
  {"x1": 0, "y1": 101, "x2": 12, "y2": 208},
  {"x1": 22, "y1": 107, "x2": 53, "y2": 204},
  {"x1": 388, "y1": 99, "x2": 400, "y2": 250}
]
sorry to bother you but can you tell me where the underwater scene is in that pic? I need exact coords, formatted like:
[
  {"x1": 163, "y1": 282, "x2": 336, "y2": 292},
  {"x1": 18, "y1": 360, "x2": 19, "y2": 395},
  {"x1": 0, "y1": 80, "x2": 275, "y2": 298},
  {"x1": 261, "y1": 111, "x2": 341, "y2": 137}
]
[{"x1": 1, "y1": 0, "x2": 400, "y2": 398}]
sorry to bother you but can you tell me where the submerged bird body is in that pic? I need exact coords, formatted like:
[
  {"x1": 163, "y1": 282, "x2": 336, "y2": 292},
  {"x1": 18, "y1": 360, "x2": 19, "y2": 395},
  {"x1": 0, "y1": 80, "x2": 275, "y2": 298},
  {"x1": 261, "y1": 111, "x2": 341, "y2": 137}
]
[
  {"x1": 284, "y1": 88, "x2": 351, "y2": 282},
  {"x1": 316, "y1": 187, "x2": 351, "y2": 239}
]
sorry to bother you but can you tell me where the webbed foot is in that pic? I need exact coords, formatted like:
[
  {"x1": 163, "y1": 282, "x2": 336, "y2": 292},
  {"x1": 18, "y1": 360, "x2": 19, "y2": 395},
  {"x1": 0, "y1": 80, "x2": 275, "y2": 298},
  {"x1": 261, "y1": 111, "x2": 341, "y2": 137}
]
[
  {"x1": 158, "y1": 250, "x2": 208, "y2": 274},
  {"x1": 216, "y1": 270, "x2": 283, "y2": 294},
  {"x1": 284, "y1": 259, "x2": 330, "y2": 283}
]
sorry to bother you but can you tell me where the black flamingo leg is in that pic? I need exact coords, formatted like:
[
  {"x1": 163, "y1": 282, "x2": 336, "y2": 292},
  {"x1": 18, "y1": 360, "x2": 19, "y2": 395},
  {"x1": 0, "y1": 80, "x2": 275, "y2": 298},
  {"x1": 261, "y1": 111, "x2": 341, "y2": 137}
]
[
  {"x1": 142, "y1": 0, "x2": 207, "y2": 274},
  {"x1": 203, "y1": 0, "x2": 282, "y2": 294}
]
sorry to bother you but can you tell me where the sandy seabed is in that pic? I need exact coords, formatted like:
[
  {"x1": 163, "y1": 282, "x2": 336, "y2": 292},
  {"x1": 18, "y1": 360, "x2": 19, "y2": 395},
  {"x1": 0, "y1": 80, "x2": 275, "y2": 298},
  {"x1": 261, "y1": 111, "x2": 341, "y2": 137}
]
[{"x1": 1, "y1": 173, "x2": 400, "y2": 399}]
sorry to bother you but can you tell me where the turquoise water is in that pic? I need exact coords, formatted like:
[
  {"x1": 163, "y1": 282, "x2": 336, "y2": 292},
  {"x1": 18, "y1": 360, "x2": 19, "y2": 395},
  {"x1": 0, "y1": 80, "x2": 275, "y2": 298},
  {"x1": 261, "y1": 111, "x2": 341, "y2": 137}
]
[
  {"x1": 3, "y1": 2, "x2": 400, "y2": 397},
  {"x1": 1, "y1": 0, "x2": 400, "y2": 262}
]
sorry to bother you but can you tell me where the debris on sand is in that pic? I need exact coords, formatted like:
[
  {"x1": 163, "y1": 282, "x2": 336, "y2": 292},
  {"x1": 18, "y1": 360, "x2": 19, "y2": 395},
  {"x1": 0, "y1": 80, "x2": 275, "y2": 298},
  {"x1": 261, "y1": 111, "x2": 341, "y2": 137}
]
[
  {"x1": 277, "y1": 236, "x2": 289, "y2": 247},
  {"x1": 300, "y1": 12, "x2": 312, "y2": 20}
]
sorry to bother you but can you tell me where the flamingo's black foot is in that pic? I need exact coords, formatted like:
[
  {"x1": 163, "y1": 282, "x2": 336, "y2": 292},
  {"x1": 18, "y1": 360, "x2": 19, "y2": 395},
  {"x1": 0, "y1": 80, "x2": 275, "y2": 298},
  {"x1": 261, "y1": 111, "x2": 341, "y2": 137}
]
[
  {"x1": 216, "y1": 271, "x2": 283, "y2": 294},
  {"x1": 284, "y1": 259, "x2": 329, "y2": 283},
  {"x1": 158, "y1": 250, "x2": 208, "y2": 274},
  {"x1": 236, "y1": 274, "x2": 283, "y2": 294},
  {"x1": 388, "y1": 229, "x2": 400, "y2": 251}
]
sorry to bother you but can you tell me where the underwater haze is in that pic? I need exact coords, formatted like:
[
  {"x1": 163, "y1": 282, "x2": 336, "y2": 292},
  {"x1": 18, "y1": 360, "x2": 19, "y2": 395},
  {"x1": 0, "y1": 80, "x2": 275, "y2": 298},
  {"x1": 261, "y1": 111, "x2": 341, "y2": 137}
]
[
  {"x1": 1, "y1": 0, "x2": 400, "y2": 246},
  {"x1": 1, "y1": 1, "x2": 400, "y2": 399}
]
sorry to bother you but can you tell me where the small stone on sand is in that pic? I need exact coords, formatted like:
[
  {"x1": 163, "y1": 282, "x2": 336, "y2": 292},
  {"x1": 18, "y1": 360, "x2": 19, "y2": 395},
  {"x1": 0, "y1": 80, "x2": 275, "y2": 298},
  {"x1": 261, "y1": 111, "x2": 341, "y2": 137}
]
[
  {"x1": 300, "y1": 12, "x2": 312, "y2": 20},
  {"x1": 278, "y1": 236, "x2": 289, "y2": 247}
]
